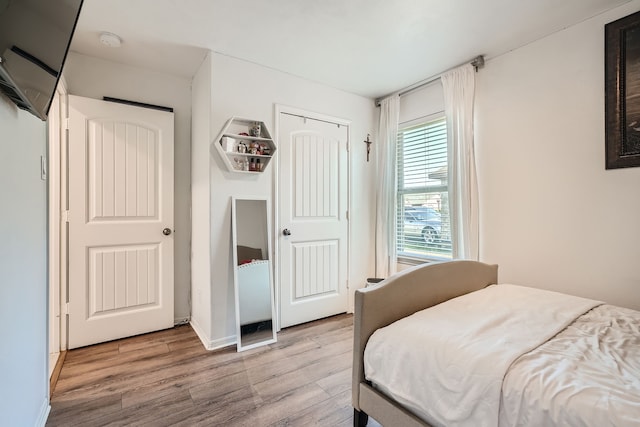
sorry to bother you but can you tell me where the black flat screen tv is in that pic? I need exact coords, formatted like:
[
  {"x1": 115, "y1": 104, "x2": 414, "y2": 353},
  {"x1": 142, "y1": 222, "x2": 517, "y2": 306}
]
[{"x1": 0, "y1": 0, "x2": 83, "y2": 120}]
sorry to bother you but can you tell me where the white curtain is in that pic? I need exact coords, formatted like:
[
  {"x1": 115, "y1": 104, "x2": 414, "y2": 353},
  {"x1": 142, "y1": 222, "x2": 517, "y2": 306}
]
[
  {"x1": 375, "y1": 95, "x2": 400, "y2": 277},
  {"x1": 441, "y1": 64, "x2": 479, "y2": 260}
]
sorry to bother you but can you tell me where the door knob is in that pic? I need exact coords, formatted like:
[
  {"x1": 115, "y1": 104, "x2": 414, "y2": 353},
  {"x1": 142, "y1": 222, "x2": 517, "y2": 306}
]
[
  {"x1": 162, "y1": 228, "x2": 172, "y2": 236},
  {"x1": 283, "y1": 228, "x2": 291, "y2": 236}
]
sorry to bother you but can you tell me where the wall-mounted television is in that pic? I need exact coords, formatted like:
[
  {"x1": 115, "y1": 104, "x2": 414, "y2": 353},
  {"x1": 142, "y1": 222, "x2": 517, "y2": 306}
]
[{"x1": 0, "y1": 0, "x2": 83, "y2": 120}]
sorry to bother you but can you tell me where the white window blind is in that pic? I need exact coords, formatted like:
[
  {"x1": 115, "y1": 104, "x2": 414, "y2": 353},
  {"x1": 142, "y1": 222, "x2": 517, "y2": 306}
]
[{"x1": 396, "y1": 117, "x2": 452, "y2": 260}]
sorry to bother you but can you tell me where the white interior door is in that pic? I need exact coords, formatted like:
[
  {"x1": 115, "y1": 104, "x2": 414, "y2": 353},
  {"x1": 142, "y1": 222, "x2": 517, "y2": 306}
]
[
  {"x1": 68, "y1": 95, "x2": 174, "y2": 349},
  {"x1": 278, "y1": 112, "x2": 349, "y2": 328}
]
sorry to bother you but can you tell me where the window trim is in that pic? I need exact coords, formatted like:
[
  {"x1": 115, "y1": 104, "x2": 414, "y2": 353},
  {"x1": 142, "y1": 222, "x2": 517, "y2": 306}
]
[{"x1": 396, "y1": 112, "x2": 451, "y2": 263}]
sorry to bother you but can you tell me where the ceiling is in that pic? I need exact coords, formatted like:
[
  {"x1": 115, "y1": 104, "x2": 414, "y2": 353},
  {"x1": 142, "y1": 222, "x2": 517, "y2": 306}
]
[{"x1": 70, "y1": 0, "x2": 631, "y2": 99}]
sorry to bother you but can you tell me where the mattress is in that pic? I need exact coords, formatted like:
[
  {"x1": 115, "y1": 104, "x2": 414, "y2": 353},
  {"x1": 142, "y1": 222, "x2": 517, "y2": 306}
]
[{"x1": 364, "y1": 285, "x2": 640, "y2": 426}]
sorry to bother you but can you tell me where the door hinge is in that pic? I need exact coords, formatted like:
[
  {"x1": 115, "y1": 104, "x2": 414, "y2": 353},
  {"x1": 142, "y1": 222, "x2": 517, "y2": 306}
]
[
  {"x1": 346, "y1": 210, "x2": 349, "y2": 220},
  {"x1": 62, "y1": 210, "x2": 70, "y2": 222},
  {"x1": 64, "y1": 118, "x2": 70, "y2": 131},
  {"x1": 63, "y1": 302, "x2": 70, "y2": 315},
  {"x1": 40, "y1": 156, "x2": 47, "y2": 181},
  {"x1": 346, "y1": 142, "x2": 349, "y2": 152}
]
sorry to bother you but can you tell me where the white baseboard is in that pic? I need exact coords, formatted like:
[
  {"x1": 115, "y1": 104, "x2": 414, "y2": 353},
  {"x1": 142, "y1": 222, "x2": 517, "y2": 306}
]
[
  {"x1": 36, "y1": 398, "x2": 50, "y2": 427},
  {"x1": 189, "y1": 318, "x2": 236, "y2": 351},
  {"x1": 209, "y1": 335, "x2": 237, "y2": 350}
]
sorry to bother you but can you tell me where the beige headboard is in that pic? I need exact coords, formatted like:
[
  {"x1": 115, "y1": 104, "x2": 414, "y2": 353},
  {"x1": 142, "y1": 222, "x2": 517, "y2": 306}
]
[{"x1": 352, "y1": 260, "x2": 498, "y2": 412}]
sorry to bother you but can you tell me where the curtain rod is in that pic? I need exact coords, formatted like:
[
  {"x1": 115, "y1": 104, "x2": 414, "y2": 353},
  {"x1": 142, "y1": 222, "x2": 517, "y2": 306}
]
[{"x1": 374, "y1": 55, "x2": 485, "y2": 107}]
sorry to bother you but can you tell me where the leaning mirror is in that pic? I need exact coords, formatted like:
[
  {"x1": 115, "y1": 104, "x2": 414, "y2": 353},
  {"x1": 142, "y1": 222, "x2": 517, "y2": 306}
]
[{"x1": 231, "y1": 196, "x2": 277, "y2": 351}]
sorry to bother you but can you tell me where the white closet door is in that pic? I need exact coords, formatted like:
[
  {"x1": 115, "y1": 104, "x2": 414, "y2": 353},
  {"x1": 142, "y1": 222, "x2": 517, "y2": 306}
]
[{"x1": 278, "y1": 112, "x2": 349, "y2": 328}]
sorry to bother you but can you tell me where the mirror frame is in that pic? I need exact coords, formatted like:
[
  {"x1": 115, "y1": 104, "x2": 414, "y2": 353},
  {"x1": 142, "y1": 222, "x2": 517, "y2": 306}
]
[{"x1": 231, "y1": 196, "x2": 277, "y2": 351}]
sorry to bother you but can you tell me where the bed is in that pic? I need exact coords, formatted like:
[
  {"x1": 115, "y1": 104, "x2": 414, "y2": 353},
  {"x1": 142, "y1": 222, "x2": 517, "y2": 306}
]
[{"x1": 352, "y1": 260, "x2": 640, "y2": 427}]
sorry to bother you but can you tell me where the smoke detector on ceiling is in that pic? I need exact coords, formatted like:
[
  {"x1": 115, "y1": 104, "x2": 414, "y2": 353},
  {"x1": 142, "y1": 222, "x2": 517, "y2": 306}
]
[{"x1": 99, "y1": 32, "x2": 122, "y2": 48}]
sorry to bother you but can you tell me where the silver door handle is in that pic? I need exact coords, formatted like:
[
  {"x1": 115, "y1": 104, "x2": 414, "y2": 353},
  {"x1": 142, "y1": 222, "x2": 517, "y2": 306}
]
[
  {"x1": 282, "y1": 228, "x2": 291, "y2": 236},
  {"x1": 162, "y1": 228, "x2": 172, "y2": 236}
]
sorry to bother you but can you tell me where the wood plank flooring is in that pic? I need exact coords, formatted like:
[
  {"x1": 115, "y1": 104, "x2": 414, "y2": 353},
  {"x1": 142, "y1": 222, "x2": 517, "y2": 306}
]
[{"x1": 47, "y1": 314, "x2": 382, "y2": 427}]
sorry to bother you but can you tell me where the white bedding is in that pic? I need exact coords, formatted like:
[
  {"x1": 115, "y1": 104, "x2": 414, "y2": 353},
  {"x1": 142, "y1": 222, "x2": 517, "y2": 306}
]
[
  {"x1": 363, "y1": 284, "x2": 601, "y2": 427},
  {"x1": 500, "y1": 304, "x2": 640, "y2": 426}
]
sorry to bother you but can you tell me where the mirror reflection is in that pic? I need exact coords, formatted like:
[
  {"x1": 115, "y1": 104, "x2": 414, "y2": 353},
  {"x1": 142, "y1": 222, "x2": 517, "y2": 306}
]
[{"x1": 232, "y1": 197, "x2": 276, "y2": 351}]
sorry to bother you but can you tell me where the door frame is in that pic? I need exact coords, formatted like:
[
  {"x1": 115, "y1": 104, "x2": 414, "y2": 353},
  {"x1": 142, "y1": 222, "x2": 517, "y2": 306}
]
[
  {"x1": 273, "y1": 104, "x2": 351, "y2": 331},
  {"x1": 48, "y1": 77, "x2": 69, "y2": 388}
]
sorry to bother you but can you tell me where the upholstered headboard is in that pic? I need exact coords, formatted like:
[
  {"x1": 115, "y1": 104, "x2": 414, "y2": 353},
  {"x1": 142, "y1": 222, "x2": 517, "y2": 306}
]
[{"x1": 352, "y1": 260, "x2": 498, "y2": 418}]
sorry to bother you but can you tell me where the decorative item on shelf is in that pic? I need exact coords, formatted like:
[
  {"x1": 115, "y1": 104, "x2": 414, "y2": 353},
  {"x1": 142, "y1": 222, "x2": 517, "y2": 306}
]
[
  {"x1": 237, "y1": 142, "x2": 247, "y2": 153},
  {"x1": 249, "y1": 141, "x2": 260, "y2": 154},
  {"x1": 250, "y1": 122, "x2": 261, "y2": 137},
  {"x1": 221, "y1": 136, "x2": 236, "y2": 152},
  {"x1": 364, "y1": 134, "x2": 373, "y2": 162}
]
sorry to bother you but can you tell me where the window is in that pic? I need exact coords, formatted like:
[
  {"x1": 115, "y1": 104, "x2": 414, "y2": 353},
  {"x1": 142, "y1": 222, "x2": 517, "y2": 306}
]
[{"x1": 396, "y1": 116, "x2": 452, "y2": 261}]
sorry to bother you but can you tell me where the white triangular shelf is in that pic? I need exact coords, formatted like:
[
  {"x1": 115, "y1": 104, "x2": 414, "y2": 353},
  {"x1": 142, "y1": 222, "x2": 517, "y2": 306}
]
[{"x1": 213, "y1": 117, "x2": 277, "y2": 174}]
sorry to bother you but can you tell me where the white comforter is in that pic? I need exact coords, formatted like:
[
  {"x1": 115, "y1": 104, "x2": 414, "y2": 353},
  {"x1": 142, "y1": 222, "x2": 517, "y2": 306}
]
[
  {"x1": 500, "y1": 304, "x2": 640, "y2": 426},
  {"x1": 364, "y1": 284, "x2": 601, "y2": 427}
]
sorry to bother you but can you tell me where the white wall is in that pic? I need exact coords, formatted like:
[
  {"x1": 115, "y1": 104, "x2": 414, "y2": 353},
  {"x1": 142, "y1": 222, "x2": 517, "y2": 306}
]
[
  {"x1": 0, "y1": 100, "x2": 49, "y2": 425},
  {"x1": 476, "y1": 1, "x2": 640, "y2": 309},
  {"x1": 190, "y1": 52, "x2": 376, "y2": 347},
  {"x1": 190, "y1": 52, "x2": 213, "y2": 343},
  {"x1": 63, "y1": 53, "x2": 193, "y2": 321}
]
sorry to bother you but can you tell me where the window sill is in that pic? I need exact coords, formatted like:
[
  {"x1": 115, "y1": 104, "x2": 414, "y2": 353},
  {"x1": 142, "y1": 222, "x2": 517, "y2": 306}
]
[
  {"x1": 397, "y1": 256, "x2": 433, "y2": 267},
  {"x1": 397, "y1": 254, "x2": 451, "y2": 267}
]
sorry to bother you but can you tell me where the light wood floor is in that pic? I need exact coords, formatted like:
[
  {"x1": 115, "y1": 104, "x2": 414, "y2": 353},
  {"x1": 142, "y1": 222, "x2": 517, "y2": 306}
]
[{"x1": 47, "y1": 314, "x2": 382, "y2": 427}]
